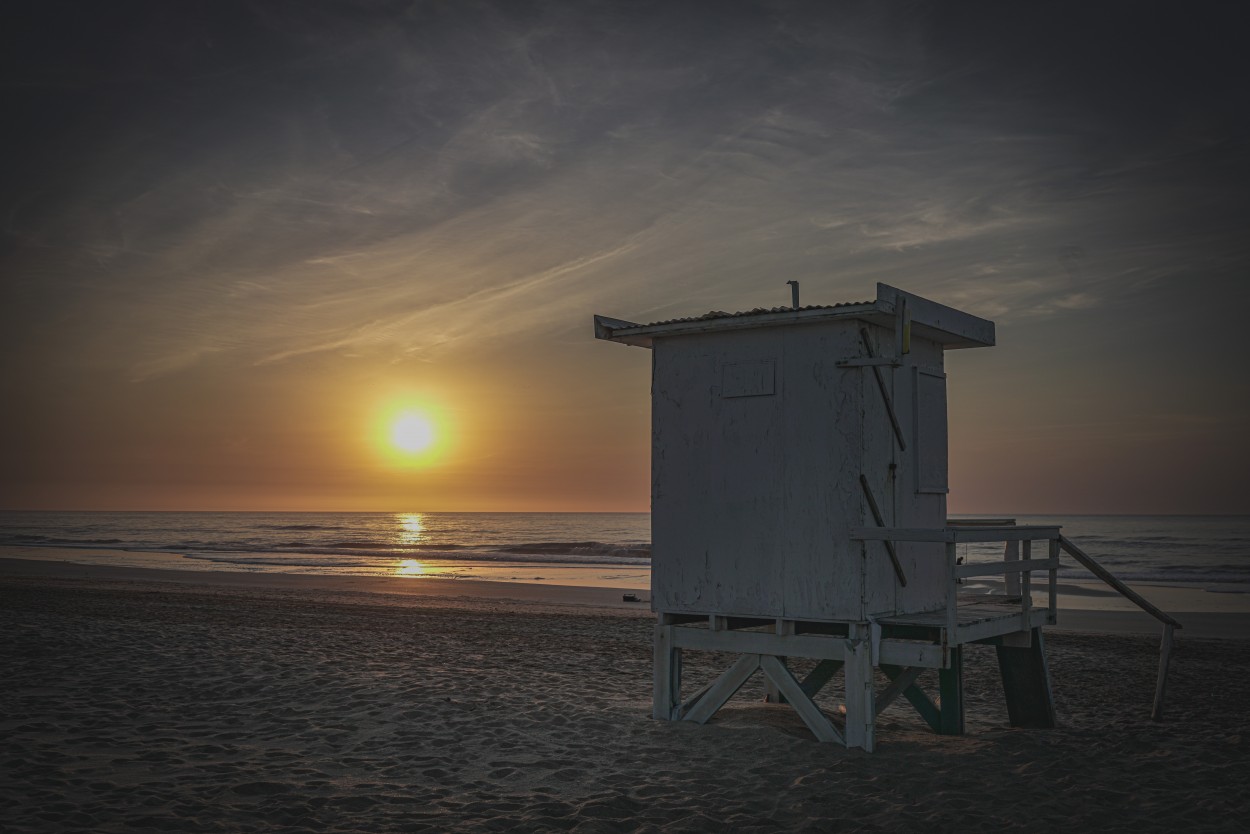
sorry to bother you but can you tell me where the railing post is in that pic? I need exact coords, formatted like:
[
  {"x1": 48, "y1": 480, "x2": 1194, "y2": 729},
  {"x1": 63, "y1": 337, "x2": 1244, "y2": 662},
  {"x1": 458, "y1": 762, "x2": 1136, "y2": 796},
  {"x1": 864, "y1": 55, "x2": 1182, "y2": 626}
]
[
  {"x1": 1151, "y1": 624, "x2": 1176, "y2": 722},
  {"x1": 1020, "y1": 539, "x2": 1032, "y2": 631},
  {"x1": 1047, "y1": 537, "x2": 1059, "y2": 625},
  {"x1": 945, "y1": 542, "x2": 959, "y2": 640},
  {"x1": 1004, "y1": 539, "x2": 1021, "y2": 596}
]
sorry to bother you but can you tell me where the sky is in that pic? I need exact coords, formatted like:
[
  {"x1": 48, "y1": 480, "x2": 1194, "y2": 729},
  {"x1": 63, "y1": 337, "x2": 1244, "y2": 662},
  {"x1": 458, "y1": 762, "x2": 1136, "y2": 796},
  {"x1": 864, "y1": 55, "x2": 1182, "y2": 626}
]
[{"x1": 1, "y1": 0, "x2": 1247, "y2": 513}]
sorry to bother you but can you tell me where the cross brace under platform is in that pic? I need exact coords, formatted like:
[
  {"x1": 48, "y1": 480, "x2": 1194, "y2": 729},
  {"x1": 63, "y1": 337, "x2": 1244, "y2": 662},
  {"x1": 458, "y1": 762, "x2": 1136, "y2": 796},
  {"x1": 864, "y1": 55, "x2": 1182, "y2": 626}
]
[{"x1": 654, "y1": 613, "x2": 1055, "y2": 751}]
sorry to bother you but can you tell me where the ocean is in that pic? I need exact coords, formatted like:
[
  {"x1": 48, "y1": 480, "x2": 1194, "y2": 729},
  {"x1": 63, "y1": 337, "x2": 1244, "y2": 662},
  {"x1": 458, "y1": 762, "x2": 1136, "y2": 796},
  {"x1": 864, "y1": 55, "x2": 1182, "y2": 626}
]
[{"x1": 1, "y1": 511, "x2": 1247, "y2": 593}]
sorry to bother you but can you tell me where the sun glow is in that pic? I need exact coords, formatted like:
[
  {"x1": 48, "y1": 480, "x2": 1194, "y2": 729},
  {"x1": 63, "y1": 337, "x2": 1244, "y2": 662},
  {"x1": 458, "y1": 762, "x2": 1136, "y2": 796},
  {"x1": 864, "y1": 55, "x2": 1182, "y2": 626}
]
[
  {"x1": 372, "y1": 392, "x2": 457, "y2": 470},
  {"x1": 373, "y1": 398, "x2": 452, "y2": 469},
  {"x1": 392, "y1": 413, "x2": 435, "y2": 452}
]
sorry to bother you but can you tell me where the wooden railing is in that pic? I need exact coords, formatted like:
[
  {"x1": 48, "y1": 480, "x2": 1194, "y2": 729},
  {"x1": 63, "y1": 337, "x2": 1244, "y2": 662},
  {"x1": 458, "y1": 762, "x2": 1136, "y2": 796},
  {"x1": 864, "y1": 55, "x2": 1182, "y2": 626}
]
[
  {"x1": 860, "y1": 519, "x2": 1182, "y2": 722},
  {"x1": 851, "y1": 524, "x2": 1063, "y2": 640}
]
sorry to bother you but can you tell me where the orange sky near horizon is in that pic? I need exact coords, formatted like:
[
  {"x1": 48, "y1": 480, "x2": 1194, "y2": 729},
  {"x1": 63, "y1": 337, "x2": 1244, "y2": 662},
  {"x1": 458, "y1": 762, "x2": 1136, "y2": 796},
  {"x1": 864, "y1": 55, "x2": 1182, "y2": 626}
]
[{"x1": 1, "y1": 3, "x2": 1247, "y2": 515}]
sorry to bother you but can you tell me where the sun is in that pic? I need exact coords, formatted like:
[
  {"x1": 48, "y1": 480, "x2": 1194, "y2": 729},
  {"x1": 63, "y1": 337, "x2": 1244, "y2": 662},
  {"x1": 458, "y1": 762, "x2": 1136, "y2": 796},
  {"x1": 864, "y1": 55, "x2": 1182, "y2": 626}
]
[
  {"x1": 391, "y1": 412, "x2": 435, "y2": 453},
  {"x1": 374, "y1": 399, "x2": 449, "y2": 467}
]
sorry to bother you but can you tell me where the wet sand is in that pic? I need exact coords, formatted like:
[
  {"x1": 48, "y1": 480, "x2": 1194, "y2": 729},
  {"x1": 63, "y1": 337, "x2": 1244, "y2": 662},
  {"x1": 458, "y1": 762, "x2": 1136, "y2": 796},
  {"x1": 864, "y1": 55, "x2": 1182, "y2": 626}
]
[{"x1": 2, "y1": 559, "x2": 1247, "y2": 832}]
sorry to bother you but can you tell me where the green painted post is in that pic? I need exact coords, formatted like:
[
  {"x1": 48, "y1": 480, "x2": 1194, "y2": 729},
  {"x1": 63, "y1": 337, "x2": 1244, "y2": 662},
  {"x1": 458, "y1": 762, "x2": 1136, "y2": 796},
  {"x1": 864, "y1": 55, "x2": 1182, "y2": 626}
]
[
  {"x1": 938, "y1": 647, "x2": 965, "y2": 735},
  {"x1": 996, "y1": 627, "x2": 1056, "y2": 728}
]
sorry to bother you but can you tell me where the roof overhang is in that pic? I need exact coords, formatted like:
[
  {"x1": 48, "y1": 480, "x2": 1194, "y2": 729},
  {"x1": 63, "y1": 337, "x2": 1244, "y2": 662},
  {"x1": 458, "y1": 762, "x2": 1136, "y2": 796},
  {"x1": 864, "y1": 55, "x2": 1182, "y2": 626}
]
[{"x1": 594, "y1": 283, "x2": 994, "y2": 350}]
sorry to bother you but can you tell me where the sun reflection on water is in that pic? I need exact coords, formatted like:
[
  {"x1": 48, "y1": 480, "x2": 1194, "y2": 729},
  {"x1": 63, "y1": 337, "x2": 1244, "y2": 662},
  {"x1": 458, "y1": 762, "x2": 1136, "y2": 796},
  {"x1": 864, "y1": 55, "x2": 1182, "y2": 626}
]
[
  {"x1": 396, "y1": 559, "x2": 426, "y2": 576},
  {"x1": 396, "y1": 513, "x2": 425, "y2": 546}
]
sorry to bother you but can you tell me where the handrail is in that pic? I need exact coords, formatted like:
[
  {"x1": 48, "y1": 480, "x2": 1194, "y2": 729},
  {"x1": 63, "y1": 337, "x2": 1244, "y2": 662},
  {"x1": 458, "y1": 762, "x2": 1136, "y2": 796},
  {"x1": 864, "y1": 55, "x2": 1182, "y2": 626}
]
[
  {"x1": 853, "y1": 526, "x2": 1182, "y2": 723},
  {"x1": 1057, "y1": 536, "x2": 1182, "y2": 629}
]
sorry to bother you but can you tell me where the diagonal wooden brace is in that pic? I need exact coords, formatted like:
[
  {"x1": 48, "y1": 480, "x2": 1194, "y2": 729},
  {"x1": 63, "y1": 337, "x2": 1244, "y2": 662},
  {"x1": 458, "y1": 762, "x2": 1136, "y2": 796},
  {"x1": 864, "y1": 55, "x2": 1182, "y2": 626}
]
[
  {"x1": 859, "y1": 326, "x2": 906, "y2": 451},
  {"x1": 876, "y1": 666, "x2": 924, "y2": 715},
  {"x1": 881, "y1": 663, "x2": 941, "y2": 732},
  {"x1": 759, "y1": 655, "x2": 845, "y2": 744},
  {"x1": 860, "y1": 474, "x2": 908, "y2": 586},
  {"x1": 682, "y1": 654, "x2": 761, "y2": 725}
]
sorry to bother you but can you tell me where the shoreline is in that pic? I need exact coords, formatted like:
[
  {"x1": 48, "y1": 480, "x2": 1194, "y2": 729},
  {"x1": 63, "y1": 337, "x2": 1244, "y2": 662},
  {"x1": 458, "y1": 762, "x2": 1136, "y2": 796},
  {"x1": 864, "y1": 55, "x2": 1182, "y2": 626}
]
[{"x1": 3, "y1": 550, "x2": 1246, "y2": 639}]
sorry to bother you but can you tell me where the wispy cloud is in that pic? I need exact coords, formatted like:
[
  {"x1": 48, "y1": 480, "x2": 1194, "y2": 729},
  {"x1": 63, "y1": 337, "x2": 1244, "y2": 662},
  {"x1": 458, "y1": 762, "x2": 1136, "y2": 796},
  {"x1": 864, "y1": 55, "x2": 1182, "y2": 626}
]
[{"x1": 3, "y1": 1, "x2": 1247, "y2": 509}]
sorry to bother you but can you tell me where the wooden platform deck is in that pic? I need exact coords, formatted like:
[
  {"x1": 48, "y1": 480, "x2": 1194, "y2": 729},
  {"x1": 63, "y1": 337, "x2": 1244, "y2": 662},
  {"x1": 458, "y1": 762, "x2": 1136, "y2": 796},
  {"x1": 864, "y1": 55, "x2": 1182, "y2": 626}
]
[{"x1": 877, "y1": 593, "x2": 1054, "y2": 645}]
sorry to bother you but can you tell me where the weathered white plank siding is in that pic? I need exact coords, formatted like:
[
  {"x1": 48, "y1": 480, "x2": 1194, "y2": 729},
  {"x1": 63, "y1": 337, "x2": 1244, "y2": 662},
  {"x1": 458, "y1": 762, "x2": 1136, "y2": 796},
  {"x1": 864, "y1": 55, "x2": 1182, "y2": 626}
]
[
  {"x1": 652, "y1": 329, "x2": 788, "y2": 616},
  {"x1": 780, "y1": 324, "x2": 863, "y2": 620},
  {"x1": 635, "y1": 286, "x2": 989, "y2": 622}
]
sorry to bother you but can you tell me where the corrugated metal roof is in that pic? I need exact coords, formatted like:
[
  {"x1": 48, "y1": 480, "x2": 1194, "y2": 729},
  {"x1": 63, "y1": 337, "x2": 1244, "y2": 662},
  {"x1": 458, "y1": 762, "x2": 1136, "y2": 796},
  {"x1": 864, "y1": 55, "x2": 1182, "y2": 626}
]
[{"x1": 636, "y1": 301, "x2": 872, "y2": 329}]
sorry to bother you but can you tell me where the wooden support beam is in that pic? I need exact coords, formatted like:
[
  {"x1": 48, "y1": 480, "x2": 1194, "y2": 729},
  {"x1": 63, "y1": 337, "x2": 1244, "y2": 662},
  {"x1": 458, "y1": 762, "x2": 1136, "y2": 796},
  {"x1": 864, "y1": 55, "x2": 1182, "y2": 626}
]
[
  {"x1": 876, "y1": 666, "x2": 924, "y2": 715},
  {"x1": 671, "y1": 626, "x2": 847, "y2": 659},
  {"x1": 879, "y1": 640, "x2": 945, "y2": 667},
  {"x1": 881, "y1": 664, "x2": 941, "y2": 732},
  {"x1": 1151, "y1": 624, "x2": 1176, "y2": 722},
  {"x1": 682, "y1": 654, "x2": 760, "y2": 725},
  {"x1": 859, "y1": 474, "x2": 908, "y2": 587},
  {"x1": 653, "y1": 623, "x2": 681, "y2": 720},
  {"x1": 663, "y1": 613, "x2": 707, "y2": 626},
  {"x1": 859, "y1": 327, "x2": 907, "y2": 451},
  {"x1": 759, "y1": 655, "x2": 845, "y2": 744}
]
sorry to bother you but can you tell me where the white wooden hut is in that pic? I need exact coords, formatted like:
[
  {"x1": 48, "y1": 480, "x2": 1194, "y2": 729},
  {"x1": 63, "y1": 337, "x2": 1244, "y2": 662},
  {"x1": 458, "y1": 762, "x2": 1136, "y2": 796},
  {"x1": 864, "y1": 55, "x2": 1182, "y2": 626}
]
[
  {"x1": 596, "y1": 284, "x2": 1074, "y2": 750},
  {"x1": 596, "y1": 282, "x2": 1181, "y2": 750}
]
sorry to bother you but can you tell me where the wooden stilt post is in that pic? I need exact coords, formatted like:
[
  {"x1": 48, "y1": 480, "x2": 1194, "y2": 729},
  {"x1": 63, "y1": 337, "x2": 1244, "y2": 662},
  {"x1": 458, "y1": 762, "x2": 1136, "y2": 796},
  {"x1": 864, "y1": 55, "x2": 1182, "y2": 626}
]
[
  {"x1": 996, "y1": 627, "x2": 1056, "y2": 728},
  {"x1": 764, "y1": 619, "x2": 792, "y2": 703},
  {"x1": 653, "y1": 617, "x2": 681, "y2": 720},
  {"x1": 844, "y1": 624, "x2": 876, "y2": 751},
  {"x1": 938, "y1": 646, "x2": 964, "y2": 735}
]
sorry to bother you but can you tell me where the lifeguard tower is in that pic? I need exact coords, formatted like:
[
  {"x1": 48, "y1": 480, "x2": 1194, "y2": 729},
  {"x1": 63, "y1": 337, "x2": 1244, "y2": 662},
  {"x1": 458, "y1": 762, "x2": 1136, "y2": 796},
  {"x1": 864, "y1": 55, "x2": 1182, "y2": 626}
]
[{"x1": 594, "y1": 283, "x2": 1179, "y2": 751}]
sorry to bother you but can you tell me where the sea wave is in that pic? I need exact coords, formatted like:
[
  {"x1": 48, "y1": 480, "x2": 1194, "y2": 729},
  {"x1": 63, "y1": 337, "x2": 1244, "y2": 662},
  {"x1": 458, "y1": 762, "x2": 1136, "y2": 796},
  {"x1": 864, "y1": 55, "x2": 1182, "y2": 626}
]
[
  {"x1": 177, "y1": 547, "x2": 652, "y2": 568},
  {"x1": 6, "y1": 534, "x2": 125, "y2": 546},
  {"x1": 180, "y1": 552, "x2": 377, "y2": 568},
  {"x1": 258, "y1": 524, "x2": 348, "y2": 531},
  {"x1": 500, "y1": 541, "x2": 651, "y2": 559}
]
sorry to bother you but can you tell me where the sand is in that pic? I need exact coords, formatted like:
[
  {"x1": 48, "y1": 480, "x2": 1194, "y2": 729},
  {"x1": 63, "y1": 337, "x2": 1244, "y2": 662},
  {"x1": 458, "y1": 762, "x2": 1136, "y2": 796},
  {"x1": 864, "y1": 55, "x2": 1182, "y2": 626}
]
[{"x1": 2, "y1": 560, "x2": 1248, "y2": 832}]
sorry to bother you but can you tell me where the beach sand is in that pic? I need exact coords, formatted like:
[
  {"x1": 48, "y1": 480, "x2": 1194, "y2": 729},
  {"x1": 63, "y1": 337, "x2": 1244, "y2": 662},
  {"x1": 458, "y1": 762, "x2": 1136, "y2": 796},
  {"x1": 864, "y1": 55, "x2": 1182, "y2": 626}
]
[{"x1": 2, "y1": 558, "x2": 1247, "y2": 832}]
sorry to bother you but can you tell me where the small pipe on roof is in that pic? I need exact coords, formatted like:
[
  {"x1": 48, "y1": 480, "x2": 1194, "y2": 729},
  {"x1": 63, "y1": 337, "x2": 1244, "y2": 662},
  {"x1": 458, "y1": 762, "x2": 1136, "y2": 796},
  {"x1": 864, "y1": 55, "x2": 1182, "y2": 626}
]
[{"x1": 786, "y1": 280, "x2": 800, "y2": 309}]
